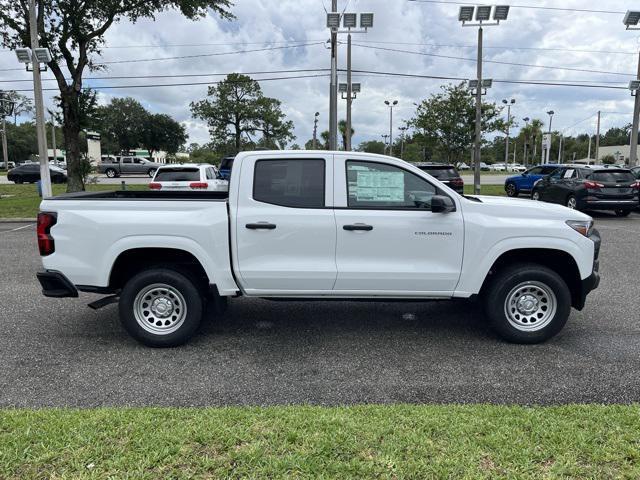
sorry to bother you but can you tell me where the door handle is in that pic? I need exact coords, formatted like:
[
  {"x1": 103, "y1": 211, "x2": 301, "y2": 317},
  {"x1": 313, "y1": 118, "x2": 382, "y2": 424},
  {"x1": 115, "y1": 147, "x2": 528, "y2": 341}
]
[
  {"x1": 246, "y1": 222, "x2": 277, "y2": 230},
  {"x1": 343, "y1": 224, "x2": 373, "y2": 231}
]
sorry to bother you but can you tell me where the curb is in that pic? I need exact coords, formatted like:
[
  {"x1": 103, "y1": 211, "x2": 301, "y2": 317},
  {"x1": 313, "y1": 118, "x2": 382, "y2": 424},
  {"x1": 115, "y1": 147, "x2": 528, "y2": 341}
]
[{"x1": 0, "y1": 218, "x2": 36, "y2": 223}]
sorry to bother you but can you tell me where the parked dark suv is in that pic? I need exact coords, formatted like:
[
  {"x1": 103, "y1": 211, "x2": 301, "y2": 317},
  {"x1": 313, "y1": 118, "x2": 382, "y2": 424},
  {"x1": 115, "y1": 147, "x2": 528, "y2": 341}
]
[
  {"x1": 414, "y1": 163, "x2": 464, "y2": 194},
  {"x1": 531, "y1": 166, "x2": 639, "y2": 216}
]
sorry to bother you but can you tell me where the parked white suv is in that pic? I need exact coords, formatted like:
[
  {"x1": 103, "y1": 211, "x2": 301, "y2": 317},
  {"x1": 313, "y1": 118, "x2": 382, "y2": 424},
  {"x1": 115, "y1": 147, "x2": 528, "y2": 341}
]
[
  {"x1": 36, "y1": 151, "x2": 600, "y2": 347},
  {"x1": 150, "y1": 164, "x2": 228, "y2": 192}
]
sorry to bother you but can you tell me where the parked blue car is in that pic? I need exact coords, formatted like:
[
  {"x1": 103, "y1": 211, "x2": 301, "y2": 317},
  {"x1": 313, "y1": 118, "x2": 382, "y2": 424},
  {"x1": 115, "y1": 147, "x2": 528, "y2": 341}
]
[{"x1": 504, "y1": 164, "x2": 562, "y2": 197}]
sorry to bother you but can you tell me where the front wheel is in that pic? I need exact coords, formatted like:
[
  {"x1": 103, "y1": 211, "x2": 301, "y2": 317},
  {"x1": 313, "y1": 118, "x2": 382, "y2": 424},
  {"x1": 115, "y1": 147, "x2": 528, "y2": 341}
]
[
  {"x1": 566, "y1": 195, "x2": 577, "y2": 209},
  {"x1": 531, "y1": 189, "x2": 541, "y2": 201},
  {"x1": 505, "y1": 183, "x2": 518, "y2": 197},
  {"x1": 119, "y1": 268, "x2": 203, "y2": 347},
  {"x1": 105, "y1": 168, "x2": 117, "y2": 178},
  {"x1": 148, "y1": 169, "x2": 156, "y2": 178},
  {"x1": 615, "y1": 209, "x2": 631, "y2": 217},
  {"x1": 483, "y1": 263, "x2": 571, "y2": 344}
]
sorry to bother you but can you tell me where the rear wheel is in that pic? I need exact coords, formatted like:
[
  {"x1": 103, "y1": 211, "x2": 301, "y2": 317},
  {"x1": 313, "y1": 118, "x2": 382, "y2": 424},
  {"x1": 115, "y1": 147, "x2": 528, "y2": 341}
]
[
  {"x1": 615, "y1": 209, "x2": 631, "y2": 217},
  {"x1": 566, "y1": 195, "x2": 577, "y2": 209},
  {"x1": 505, "y1": 183, "x2": 518, "y2": 197},
  {"x1": 483, "y1": 263, "x2": 571, "y2": 344},
  {"x1": 119, "y1": 268, "x2": 203, "y2": 347},
  {"x1": 14, "y1": 178, "x2": 23, "y2": 184}
]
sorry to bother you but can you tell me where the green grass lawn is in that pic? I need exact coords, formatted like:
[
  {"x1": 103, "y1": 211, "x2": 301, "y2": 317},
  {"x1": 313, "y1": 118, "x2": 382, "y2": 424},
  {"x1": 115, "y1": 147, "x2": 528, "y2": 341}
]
[
  {"x1": 463, "y1": 184, "x2": 505, "y2": 196},
  {"x1": 1, "y1": 405, "x2": 639, "y2": 479},
  {"x1": 0, "y1": 184, "x2": 146, "y2": 218}
]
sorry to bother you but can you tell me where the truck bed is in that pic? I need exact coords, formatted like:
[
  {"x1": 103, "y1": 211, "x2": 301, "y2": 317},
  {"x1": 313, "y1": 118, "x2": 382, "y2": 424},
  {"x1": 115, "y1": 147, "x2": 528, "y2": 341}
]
[{"x1": 49, "y1": 190, "x2": 229, "y2": 201}]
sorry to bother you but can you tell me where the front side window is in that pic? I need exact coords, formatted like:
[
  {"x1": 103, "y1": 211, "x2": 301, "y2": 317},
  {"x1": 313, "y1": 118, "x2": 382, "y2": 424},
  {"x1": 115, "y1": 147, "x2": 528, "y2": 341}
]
[
  {"x1": 527, "y1": 167, "x2": 543, "y2": 175},
  {"x1": 253, "y1": 159, "x2": 325, "y2": 208},
  {"x1": 122, "y1": 158, "x2": 132, "y2": 164},
  {"x1": 346, "y1": 160, "x2": 437, "y2": 209}
]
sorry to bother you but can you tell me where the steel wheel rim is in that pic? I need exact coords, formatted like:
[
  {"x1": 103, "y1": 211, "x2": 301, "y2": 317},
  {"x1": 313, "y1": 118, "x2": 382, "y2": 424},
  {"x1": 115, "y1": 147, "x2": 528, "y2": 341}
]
[
  {"x1": 567, "y1": 197, "x2": 576, "y2": 209},
  {"x1": 133, "y1": 283, "x2": 187, "y2": 335},
  {"x1": 504, "y1": 281, "x2": 557, "y2": 332}
]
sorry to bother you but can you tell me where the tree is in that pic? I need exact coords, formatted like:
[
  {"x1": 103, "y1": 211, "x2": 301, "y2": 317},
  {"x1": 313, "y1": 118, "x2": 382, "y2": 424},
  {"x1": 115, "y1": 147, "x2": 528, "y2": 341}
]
[
  {"x1": 408, "y1": 83, "x2": 504, "y2": 165},
  {"x1": 338, "y1": 120, "x2": 354, "y2": 151},
  {"x1": 191, "y1": 73, "x2": 294, "y2": 152},
  {"x1": 0, "y1": 0, "x2": 233, "y2": 192},
  {"x1": 2, "y1": 91, "x2": 33, "y2": 124},
  {"x1": 357, "y1": 140, "x2": 385, "y2": 155},
  {"x1": 141, "y1": 113, "x2": 188, "y2": 158},
  {"x1": 94, "y1": 97, "x2": 148, "y2": 154}
]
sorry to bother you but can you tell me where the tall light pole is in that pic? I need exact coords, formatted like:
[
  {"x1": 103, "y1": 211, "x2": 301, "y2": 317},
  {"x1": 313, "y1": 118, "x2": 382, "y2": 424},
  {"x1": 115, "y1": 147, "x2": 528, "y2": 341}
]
[
  {"x1": 327, "y1": 3, "x2": 338, "y2": 150},
  {"x1": 399, "y1": 126, "x2": 407, "y2": 159},
  {"x1": 595, "y1": 110, "x2": 601, "y2": 164},
  {"x1": 459, "y1": 4, "x2": 510, "y2": 194},
  {"x1": 14, "y1": 0, "x2": 52, "y2": 197},
  {"x1": 623, "y1": 10, "x2": 640, "y2": 166},
  {"x1": 502, "y1": 98, "x2": 515, "y2": 166},
  {"x1": 382, "y1": 134, "x2": 389, "y2": 154},
  {"x1": 312, "y1": 112, "x2": 320, "y2": 149},
  {"x1": 544, "y1": 110, "x2": 554, "y2": 164},
  {"x1": 384, "y1": 100, "x2": 398, "y2": 156},
  {"x1": 328, "y1": 11, "x2": 373, "y2": 152},
  {"x1": 522, "y1": 117, "x2": 530, "y2": 168}
]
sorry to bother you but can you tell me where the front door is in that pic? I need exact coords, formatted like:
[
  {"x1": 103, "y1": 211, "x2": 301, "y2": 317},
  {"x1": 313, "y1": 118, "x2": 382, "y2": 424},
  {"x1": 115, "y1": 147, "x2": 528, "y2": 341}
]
[
  {"x1": 234, "y1": 154, "x2": 337, "y2": 294},
  {"x1": 333, "y1": 158, "x2": 464, "y2": 295}
]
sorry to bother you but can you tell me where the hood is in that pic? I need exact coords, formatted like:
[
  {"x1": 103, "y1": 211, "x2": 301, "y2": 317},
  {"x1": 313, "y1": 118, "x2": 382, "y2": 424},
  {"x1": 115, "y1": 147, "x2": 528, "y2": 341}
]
[{"x1": 465, "y1": 195, "x2": 592, "y2": 222}]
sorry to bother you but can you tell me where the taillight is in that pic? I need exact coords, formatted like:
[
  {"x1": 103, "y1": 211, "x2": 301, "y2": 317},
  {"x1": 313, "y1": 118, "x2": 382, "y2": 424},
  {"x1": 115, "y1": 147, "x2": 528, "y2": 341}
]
[
  {"x1": 189, "y1": 182, "x2": 208, "y2": 190},
  {"x1": 450, "y1": 177, "x2": 464, "y2": 187},
  {"x1": 632, "y1": 181, "x2": 640, "y2": 190},
  {"x1": 37, "y1": 212, "x2": 57, "y2": 256},
  {"x1": 583, "y1": 181, "x2": 604, "y2": 190},
  {"x1": 149, "y1": 182, "x2": 162, "y2": 190}
]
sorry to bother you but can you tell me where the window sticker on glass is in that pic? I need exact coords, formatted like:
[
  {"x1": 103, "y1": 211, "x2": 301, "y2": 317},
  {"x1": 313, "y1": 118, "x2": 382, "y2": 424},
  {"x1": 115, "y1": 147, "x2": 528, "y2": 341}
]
[
  {"x1": 354, "y1": 171, "x2": 405, "y2": 202},
  {"x1": 563, "y1": 169, "x2": 575, "y2": 179}
]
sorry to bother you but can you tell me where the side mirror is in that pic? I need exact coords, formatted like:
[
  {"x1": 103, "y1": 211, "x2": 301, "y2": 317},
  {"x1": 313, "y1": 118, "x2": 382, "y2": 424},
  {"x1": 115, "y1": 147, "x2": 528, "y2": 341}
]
[{"x1": 431, "y1": 195, "x2": 455, "y2": 213}]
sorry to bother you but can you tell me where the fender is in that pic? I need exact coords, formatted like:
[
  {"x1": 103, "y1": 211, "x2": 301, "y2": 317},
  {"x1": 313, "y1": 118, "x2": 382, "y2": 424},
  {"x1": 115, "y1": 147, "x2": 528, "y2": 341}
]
[{"x1": 454, "y1": 235, "x2": 594, "y2": 297}]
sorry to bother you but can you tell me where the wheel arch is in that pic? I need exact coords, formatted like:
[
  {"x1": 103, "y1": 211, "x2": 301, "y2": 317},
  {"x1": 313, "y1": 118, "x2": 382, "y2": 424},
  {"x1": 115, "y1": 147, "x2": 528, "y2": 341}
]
[{"x1": 479, "y1": 248, "x2": 584, "y2": 309}]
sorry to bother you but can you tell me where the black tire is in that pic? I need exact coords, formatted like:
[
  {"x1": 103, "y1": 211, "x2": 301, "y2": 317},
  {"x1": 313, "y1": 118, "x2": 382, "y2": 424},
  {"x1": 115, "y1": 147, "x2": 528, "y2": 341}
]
[
  {"x1": 615, "y1": 209, "x2": 631, "y2": 217},
  {"x1": 14, "y1": 178, "x2": 23, "y2": 184},
  {"x1": 148, "y1": 168, "x2": 156, "y2": 178},
  {"x1": 505, "y1": 183, "x2": 518, "y2": 197},
  {"x1": 531, "y1": 188, "x2": 541, "y2": 201},
  {"x1": 118, "y1": 268, "x2": 203, "y2": 347},
  {"x1": 105, "y1": 168, "x2": 117, "y2": 178},
  {"x1": 482, "y1": 263, "x2": 571, "y2": 344}
]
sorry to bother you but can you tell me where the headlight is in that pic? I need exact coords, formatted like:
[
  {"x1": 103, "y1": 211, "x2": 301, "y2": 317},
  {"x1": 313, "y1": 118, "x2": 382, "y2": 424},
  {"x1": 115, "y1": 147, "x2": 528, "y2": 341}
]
[{"x1": 566, "y1": 219, "x2": 593, "y2": 237}]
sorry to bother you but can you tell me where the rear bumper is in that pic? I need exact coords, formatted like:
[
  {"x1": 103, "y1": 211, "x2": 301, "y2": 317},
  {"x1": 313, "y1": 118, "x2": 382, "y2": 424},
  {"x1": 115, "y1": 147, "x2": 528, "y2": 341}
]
[
  {"x1": 36, "y1": 270, "x2": 78, "y2": 298},
  {"x1": 580, "y1": 199, "x2": 638, "y2": 211}
]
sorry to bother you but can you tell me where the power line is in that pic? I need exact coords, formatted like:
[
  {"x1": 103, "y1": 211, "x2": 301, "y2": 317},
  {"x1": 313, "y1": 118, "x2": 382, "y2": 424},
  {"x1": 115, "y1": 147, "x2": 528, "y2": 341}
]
[
  {"x1": 407, "y1": 0, "x2": 626, "y2": 15},
  {"x1": 348, "y1": 42, "x2": 637, "y2": 78}
]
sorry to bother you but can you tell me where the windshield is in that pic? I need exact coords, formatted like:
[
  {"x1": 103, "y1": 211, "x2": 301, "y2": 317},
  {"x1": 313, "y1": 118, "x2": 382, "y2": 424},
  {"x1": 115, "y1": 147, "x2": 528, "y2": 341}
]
[
  {"x1": 154, "y1": 168, "x2": 200, "y2": 182},
  {"x1": 589, "y1": 171, "x2": 635, "y2": 183}
]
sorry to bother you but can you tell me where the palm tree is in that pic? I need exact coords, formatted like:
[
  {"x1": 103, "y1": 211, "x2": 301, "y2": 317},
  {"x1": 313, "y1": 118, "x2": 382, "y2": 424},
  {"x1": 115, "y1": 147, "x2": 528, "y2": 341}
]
[
  {"x1": 529, "y1": 119, "x2": 544, "y2": 164},
  {"x1": 338, "y1": 120, "x2": 354, "y2": 150}
]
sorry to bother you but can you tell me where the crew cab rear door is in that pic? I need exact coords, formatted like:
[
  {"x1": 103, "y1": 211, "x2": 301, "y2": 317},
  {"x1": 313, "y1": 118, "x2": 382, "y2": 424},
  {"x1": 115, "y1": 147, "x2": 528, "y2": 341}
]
[
  {"x1": 233, "y1": 153, "x2": 337, "y2": 294},
  {"x1": 332, "y1": 155, "x2": 464, "y2": 295}
]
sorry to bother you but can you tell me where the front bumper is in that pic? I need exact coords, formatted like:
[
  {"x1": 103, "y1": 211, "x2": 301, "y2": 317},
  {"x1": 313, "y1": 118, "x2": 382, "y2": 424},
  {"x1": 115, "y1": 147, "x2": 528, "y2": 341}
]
[
  {"x1": 36, "y1": 270, "x2": 78, "y2": 298},
  {"x1": 575, "y1": 228, "x2": 600, "y2": 310}
]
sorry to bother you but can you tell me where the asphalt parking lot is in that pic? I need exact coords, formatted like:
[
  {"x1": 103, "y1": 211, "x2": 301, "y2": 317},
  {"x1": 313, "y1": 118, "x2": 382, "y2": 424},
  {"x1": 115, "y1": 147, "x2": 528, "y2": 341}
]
[{"x1": 1, "y1": 212, "x2": 640, "y2": 408}]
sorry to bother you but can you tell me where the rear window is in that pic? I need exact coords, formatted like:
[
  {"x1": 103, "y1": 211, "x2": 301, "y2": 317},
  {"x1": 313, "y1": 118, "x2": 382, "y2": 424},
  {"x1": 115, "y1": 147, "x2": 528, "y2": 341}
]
[
  {"x1": 154, "y1": 168, "x2": 201, "y2": 182},
  {"x1": 588, "y1": 171, "x2": 635, "y2": 183},
  {"x1": 253, "y1": 159, "x2": 325, "y2": 208},
  {"x1": 417, "y1": 166, "x2": 459, "y2": 179},
  {"x1": 220, "y1": 158, "x2": 234, "y2": 170}
]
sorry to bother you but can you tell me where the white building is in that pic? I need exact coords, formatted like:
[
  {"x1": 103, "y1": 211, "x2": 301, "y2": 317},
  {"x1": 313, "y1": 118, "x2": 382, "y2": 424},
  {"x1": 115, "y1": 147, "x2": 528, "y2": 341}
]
[{"x1": 597, "y1": 145, "x2": 638, "y2": 164}]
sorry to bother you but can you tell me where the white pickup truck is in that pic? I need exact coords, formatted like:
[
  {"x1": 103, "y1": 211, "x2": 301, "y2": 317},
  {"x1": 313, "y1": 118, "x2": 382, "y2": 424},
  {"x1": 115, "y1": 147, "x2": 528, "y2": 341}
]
[{"x1": 36, "y1": 151, "x2": 600, "y2": 347}]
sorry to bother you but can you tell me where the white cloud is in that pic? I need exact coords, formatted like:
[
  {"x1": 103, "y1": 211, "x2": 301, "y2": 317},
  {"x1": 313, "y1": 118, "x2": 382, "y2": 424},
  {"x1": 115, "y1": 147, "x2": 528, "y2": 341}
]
[{"x1": 0, "y1": 0, "x2": 638, "y2": 150}]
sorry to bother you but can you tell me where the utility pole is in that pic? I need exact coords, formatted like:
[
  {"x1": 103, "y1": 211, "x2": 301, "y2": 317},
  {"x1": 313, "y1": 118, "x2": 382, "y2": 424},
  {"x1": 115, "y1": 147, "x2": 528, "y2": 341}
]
[
  {"x1": 557, "y1": 134, "x2": 563, "y2": 163},
  {"x1": 587, "y1": 135, "x2": 592, "y2": 160},
  {"x1": 630, "y1": 52, "x2": 640, "y2": 167},
  {"x1": 473, "y1": 26, "x2": 483, "y2": 194},
  {"x1": 329, "y1": 0, "x2": 338, "y2": 151},
  {"x1": 545, "y1": 110, "x2": 554, "y2": 164},
  {"x1": 312, "y1": 112, "x2": 319, "y2": 149},
  {"x1": 0, "y1": 92, "x2": 9, "y2": 172},
  {"x1": 399, "y1": 126, "x2": 407, "y2": 159},
  {"x1": 522, "y1": 117, "x2": 530, "y2": 168},
  {"x1": 50, "y1": 111, "x2": 57, "y2": 166},
  {"x1": 382, "y1": 134, "x2": 389, "y2": 154},
  {"x1": 29, "y1": 0, "x2": 51, "y2": 197},
  {"x1": 345, "y1": 32, "x2": 352, "y2": 151},
  {"x1": 595, "y1": 110, "x2": 601, "y2": 164}
]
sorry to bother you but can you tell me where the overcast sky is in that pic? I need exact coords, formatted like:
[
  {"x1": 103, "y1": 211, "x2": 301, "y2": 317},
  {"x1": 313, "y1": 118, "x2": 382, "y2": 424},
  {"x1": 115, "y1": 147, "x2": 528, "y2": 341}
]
[{"x1": 1, "y1": 0, "x2": 639, "y2": 149}]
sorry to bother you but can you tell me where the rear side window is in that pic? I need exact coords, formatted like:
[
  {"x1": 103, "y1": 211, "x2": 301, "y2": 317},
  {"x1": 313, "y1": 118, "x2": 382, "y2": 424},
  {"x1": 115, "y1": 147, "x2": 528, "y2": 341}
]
[
  {"x1": 220, "y1": 158, "x2": 234, "y2": 170},
  {"x1": 418, "y1": 166, "x2": 458, "y2": 179},
  {"x1": 253, "y1": 159, "x2": 325, "y2": 208},
  {"x1": 589, "y1": 171, "x2": 635, "y2": 183},
  {"x1": 154, "y1": 168, "x2": 201, "y2": 181},
  {"x1": 541, "y1": 166, "x2": 558, "y2": 174}
]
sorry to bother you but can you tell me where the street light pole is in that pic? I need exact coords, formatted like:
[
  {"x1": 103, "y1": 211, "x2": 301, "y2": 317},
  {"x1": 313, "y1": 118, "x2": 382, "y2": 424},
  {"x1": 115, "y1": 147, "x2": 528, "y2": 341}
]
[
  {"x1": 473, "y1": 26, "x2": 483, "y2": 195},
  {"x1": 50, "y1": 111, "x2": 57, "y2": 166},
  {"x1": 28, "y1": 0, "x2": 51, "y2": 197},
  {"x1": 502, "y1": 98, "x2": 515, "y2": 166},
  {"x1": 382, "y1": 134, "x2": 389, "y2": 154},
  {"x1": 346, "y1": 32, "x2": 352, "y2": 151},
  {"x1": 595, "y1": 110, "x2": 601, "y2": 164},
  {"x1": 545, "y1": 110, "x2": 554, "y2": 164},
  {"x1": 630, "y1": 53, "x2": 640, "y2": 167},
  {"x1": 399, "y1": 126, "x2": 407, "y2": 159},
  {"x1": 522, "y1": 117, "x2": 530, "y2": 168},
  {"x1": 329, "y1": 0, "x2": 338, "y2": 151}
]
